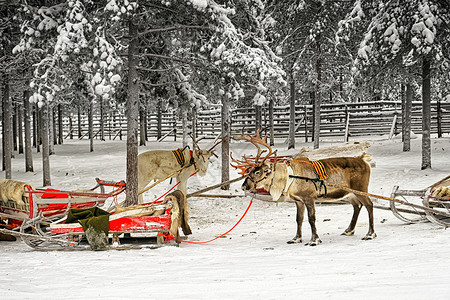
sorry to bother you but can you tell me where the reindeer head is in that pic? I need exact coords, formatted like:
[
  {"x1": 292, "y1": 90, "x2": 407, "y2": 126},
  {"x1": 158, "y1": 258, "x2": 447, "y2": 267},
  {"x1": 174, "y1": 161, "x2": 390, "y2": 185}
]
[
  {"x1": 230, "y1": 129, "x2": 276, "y2": 192},
  {"x1": 190, "y1": 135, "x2": 221, "y2": 176}
]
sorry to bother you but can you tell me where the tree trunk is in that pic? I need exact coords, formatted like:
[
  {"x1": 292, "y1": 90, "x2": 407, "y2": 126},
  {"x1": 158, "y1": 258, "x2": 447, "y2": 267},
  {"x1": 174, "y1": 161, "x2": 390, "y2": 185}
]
[
  {"x1": 18, "y1": 101, "x2": 24, "y2": 154},
  {"x1": 182, "y1": 106, "x2": 188, "y2": 148},
  {"x1": 99, "y1": 97, "x2": 105, "y2": 141},
  {"x1": 48, "y1": 105, "x2": 55, "y2": 155},
  {"x1": 288, "y1": 69, "x2": 296, "y2": 149},
  {"x1": 139, "y1": 103, "x2": 146, "y2": 146},
  {"x1": 89, "y1": 98, "x2": 94, "y2": 152},
  {"x1": 77, "y1": 105, "x2": 82, "y2": 138},
  {"x1": 157, "y1": 99, "x2": 162, "y2": 140},
  {"x1": 41, "y1": 102, "x2": 51, "y2": 186},
  {"x1": 221, "y1": 95, "x2": 230, "y2": 190},
  {"x1": 58, "y1": 104, "x2": 63, "y2": 144},
  {"x1": 255, "y1": 104, "x2": 262, "y2": 132},
  {"x1": 403, "y1": 82, "x2": 413, "y2": 152},
  {"x1": 23, "y1": 88, "x2": 33, "y2": 172},
  {"x1": 34, "y1": 104, "x2": 40, "y2": 152},
  {"x1": 124, "y1": 20, "x2": 139, "y2": 206},
  {"x1": 12, "y1": 103, "x2": 17, "y2": 152},
  {"x1": 191, "y1": 107, "x2": 197, "y2": 142},
  {"x1": 313, "y1": 55, "x2": 322, "y2": 149},
  {"x1": 421, "y1": 57, "x2": 431, "y2": 169},
  {"x1": 269, "y1": 97, "x2": 274, "y2": 146},
  {"x1": 2, "y1": 74, "x2": 12, "y2": 178}
]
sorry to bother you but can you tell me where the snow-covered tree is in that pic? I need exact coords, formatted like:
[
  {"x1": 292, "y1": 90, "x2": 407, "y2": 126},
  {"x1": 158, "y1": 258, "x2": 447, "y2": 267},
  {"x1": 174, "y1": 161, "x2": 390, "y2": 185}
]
[
  {"x1": 337, "y1": 0, "x2": 450, "y2": 169},
  {"x1": 13, "y1": 0, "x2": 285, "y2": 202},
  {"x1": 263, "y1": 0, "x2": 352, "y2": 149}
]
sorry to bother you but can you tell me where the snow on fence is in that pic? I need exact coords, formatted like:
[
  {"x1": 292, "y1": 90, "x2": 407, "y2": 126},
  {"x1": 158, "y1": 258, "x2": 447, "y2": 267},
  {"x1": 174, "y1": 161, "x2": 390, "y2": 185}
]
[{"x1": 63, "y1": 101, "x2": 450, "y2": 142}]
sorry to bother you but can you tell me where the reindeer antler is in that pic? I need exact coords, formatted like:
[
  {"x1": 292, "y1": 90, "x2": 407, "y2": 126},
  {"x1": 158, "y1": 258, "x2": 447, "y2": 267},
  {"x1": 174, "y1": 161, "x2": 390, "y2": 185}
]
[
  {"x1": 249, "y1": 129, "x2": 275, "y2": 164},
  {"x1": 230, "y1": 152, "x2": 255, "y2": 175},
  {"x1": 189, "y1": 133, "x2": 201, "y2": 151},
  {"x1": 230, "y1": 128, "x2": 276, "y2": 174}
]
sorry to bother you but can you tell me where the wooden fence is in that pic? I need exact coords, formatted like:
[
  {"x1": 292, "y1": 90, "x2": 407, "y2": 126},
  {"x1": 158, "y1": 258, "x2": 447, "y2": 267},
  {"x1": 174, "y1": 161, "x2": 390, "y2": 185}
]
[{"x1": 64, "y1": 101, "x2": 450, "y2": 142}]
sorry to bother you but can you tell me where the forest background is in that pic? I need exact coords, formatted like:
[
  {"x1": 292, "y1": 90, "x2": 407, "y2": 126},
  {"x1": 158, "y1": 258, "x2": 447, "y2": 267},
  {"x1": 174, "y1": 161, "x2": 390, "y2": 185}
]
[{"x1": 0, "y1": 0, "x2": 449, "y2": 205}]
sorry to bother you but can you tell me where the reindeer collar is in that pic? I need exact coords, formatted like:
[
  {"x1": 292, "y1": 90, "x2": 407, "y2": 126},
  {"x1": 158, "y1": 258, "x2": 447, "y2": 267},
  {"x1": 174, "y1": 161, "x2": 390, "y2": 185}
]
[{"x1": 172, "y1": 148, "x2": 195, "y2": 168}]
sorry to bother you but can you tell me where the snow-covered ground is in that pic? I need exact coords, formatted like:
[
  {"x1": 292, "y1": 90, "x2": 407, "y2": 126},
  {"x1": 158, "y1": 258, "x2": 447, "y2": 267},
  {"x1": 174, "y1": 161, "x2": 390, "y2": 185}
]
[{"x1": 1, "y1": 134, "x2": 450, "y2": 299}]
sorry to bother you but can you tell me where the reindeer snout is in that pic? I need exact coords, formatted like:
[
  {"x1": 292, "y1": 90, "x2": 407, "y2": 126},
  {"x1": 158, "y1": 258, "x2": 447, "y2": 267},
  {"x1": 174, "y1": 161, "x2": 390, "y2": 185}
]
[{"x1": 241, "y1": 178, "x2": 251, "y2": 191}]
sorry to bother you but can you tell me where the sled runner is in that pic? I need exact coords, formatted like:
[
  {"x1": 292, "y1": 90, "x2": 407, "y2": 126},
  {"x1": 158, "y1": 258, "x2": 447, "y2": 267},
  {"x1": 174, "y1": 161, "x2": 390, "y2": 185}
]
[{"x1": 390, "y1": 175, "x2": 450, "y2": 227}]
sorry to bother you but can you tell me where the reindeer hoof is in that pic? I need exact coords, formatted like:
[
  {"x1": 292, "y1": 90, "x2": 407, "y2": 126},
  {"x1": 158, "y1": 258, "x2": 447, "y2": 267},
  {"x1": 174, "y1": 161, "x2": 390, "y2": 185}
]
[
  {"x1": 341, "y1": 229, "x2": 355, "y2": 236},
  {"x1": 362, "y1": 233, "x2": 377, "y2": 240},
  {"x1": 305, "y1": 238, "x2": 322, "y2": 246},
  {"x1": 287, "y1": 237, "x2": 302, "y2": 244}
]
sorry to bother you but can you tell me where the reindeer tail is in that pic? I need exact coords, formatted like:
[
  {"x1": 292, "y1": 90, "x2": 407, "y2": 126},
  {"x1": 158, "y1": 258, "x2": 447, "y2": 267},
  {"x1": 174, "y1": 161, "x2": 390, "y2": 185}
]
[{"x1": 360, "y1": 152, "x2": 376, "y2": 168}]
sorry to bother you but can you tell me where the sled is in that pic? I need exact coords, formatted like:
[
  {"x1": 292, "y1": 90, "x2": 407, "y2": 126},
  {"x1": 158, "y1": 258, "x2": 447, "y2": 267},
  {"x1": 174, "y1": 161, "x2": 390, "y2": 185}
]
[
  {"x1": 20, "y1": 200, "x2": 175, "y2": 251},
  {"x1": 390, "y1": 175, "x2": 450, "y2": 227},
  {"x1": 0, "y1": 179, "x2": 177, "y2": 250}
]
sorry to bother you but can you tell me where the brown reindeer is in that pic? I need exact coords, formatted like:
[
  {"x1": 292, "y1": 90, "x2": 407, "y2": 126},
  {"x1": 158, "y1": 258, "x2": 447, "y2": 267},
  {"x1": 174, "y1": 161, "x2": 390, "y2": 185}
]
[
  {"x1": 138, "y1": 141, "x2": 220, "y2": 203},
  {"x1": 233, "y1": 131, "x2": 375, "y2": 245}
]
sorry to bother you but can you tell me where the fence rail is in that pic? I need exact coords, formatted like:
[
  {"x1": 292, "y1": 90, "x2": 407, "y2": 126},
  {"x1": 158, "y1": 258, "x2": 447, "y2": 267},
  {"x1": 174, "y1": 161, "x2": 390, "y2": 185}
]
[{"x1": 63, "y1": 101, "x2": 450, "y2": 142}]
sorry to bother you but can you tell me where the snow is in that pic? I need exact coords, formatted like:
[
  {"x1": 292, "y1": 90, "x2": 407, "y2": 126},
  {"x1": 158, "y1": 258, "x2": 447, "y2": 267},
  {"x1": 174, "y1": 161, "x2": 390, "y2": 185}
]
[{"x1": 1, "y1": 134, "x2": 450, "y2": 299}]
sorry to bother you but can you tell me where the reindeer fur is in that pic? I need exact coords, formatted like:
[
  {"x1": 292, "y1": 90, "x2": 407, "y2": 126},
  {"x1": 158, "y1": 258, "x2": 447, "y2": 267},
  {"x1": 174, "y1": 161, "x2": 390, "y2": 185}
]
[
  {"x1": 0, "y1": 179, "x2": 33, "y2": 206},
  {"x1": 137, "y1": 148, "x2": 214, "y2": 203}
]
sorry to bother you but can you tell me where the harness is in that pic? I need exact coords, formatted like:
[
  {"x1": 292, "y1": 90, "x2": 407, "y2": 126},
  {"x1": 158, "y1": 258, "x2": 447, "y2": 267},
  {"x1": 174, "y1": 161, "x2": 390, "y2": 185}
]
[
  {"x1": 289, "y1": 160, "x2": 329, "y2": 197},
  {"x1": 172, "y1": 146, "x2": 195, "y2": 167}
]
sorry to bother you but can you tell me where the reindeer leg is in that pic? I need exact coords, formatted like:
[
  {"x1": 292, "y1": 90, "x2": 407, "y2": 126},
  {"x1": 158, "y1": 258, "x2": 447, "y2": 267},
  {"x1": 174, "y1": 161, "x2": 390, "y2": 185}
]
[
  {"x1": 176, "y1": 174, "x2": 188, "y2": 197},
  {"x1": 342, "y1": 199, "x2": 362, "y2": 236},
  {"x1": 305, "y1": 198, "x2": 321, "y2": 246},
  {"x1": 287, "y1": 200, "x2": 304, "y2": 244},
  {"x1": 360, "y1": 196, "x2": 377, "y2": 240}
]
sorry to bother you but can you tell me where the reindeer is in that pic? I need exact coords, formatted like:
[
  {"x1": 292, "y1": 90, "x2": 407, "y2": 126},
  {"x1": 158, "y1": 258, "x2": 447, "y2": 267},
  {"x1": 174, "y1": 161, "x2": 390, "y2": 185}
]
[
  {"x1": 138, "y1": 140, "x2": 220, "y2": 203},
  {"x1": 232, "y1": 131, "x2": 375, "y2": 246}
]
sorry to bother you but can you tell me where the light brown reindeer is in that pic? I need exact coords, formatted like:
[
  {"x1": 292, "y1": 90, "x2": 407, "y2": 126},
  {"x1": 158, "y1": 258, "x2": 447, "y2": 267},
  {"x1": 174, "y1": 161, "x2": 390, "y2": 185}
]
[
  {"x1": 232, "y1": 131, "x2": 375, "y2": 246},
  {"x1": 138, "y1": 140, "x2": 220, "y2": 203}
]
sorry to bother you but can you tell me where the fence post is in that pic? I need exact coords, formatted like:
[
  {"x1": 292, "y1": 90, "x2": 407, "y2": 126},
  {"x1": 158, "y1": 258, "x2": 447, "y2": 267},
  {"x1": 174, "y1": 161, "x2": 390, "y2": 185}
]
[
  {"x1": 304, "y1": 105, "x2": 308, "y2": 143},
  {"x1": 269, "y1": 98, "x2": 274, "y2": 146},
  {"x1": 344, "y1": 106, "x2": 350, "y2": 142},
  {"x1": 173, "y1": 112, "x2": 177, "y2": 142},
  {"x1": 437, "y1": 100, "x2": 442, "y2": 138},
  {"x1": 157, "y1": 99, "x2": 162, "y2": 140}
]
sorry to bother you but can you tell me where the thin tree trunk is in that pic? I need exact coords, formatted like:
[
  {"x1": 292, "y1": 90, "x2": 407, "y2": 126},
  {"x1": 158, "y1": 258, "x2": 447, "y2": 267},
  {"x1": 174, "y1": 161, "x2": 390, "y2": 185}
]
[
  {"x1": 269, "y1": 97, "x2": 274, "y2": 146},
  {"x1": 182, "y1": 106, "x2": 188, "y2": 148},
  {"x1": 24, "y1": 88, "x2": 33, "y2": 172},
  {"x1": 48, "y1": 105, "x2": 55, "y2": 155},
  {"x1": 77, "y1": 105, "x2": 82, "y2": 138},
  {"x1": 2, "y1": 75, "x2": 12, "y2": 178},
  {"x1": 41, "y1": 102, "x2": 51, "y2": 186},
  {"x1": 99, "y1": 97, "x2": 105, "y2": 141},
  {"x1": 18, "y1": 101, "x2": 24, "y2": 154},
  {"x1": 221, "y1": 95, "x2": 230, "y2": 190},
  {"x1": 13, "y1": 102, "x2": 17, "y2": 152},
  {"x1": 139, "y1": 103, "x2": 146, "y2": 146},
  {"x1": 421, "y1": 57, "x2": 431, "y2": 169},
  {"x1": 403, "y1": 82, "x2": 413, "y2": 152},
  {"x1": 192, "y1": 107, "x2": 197, "y2": 141},
  {"x1": 89, "y1": 98, "x2": 94, "y2": 152},
  {"x1": 124, "y1": 20, "x2": 139, "y2": 206},
  {"x1": 157, "y1": 99, "x2": 162, "y2": 140},
  {"x1": 313, "y1": 55, "x2": 322, "y2": 149},
  {"x1": 288, "y1": 69, "x2": 296, "y2": 149},
  {"x1": 401, "y1": 84, "x2": 405, "y2": 142},
  {"x1": 58, "y1": 104, "x2": 63, "y2": 144},
  {"x1": 255, "y1": 104, "x2": 262, "y2": 132}
]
